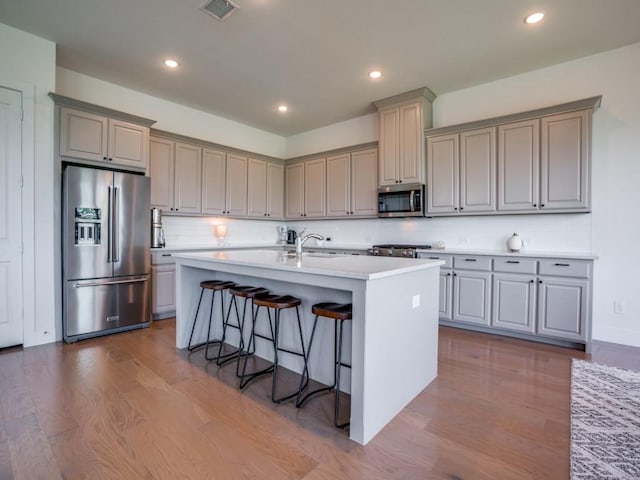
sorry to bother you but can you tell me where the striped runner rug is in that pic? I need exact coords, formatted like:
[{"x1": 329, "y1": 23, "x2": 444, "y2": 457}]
[{"x1": 571, "y1": 359, "x2": 640, "y2": 479}]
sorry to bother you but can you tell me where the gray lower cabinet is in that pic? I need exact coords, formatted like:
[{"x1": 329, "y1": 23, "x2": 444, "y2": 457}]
[
  {"x1": 492, "y1": 273, "x2": 536, "y2": 333},
  {"x1": 537, "y1": 276, "x2": 589, "y2": 341},
  {"x1": 420, "y1": 251, "x2": 593, "y2": 347},
  {"x1": 151, "y1": 252, "x2": 176, "y2": 318},
  {"x1": 452, "y1": 270, "x2": 492, "y2": 326}
]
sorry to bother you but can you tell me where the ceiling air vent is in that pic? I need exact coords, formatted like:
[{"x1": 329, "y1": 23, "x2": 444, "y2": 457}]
[{"x1": 200, "y1": 0, "x2": 239, "y2": 21}]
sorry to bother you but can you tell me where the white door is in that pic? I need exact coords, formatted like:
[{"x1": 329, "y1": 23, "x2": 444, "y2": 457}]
[{"x1": 0, "y1": 86, "x2": 23, "y2": 348}]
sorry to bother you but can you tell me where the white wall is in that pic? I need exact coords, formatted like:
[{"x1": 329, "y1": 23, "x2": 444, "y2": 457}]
[
  {"x1": 56, "y1": 68, "x2": 287, "y2": 158},
  {"x1": 286, "y1": 112, "x2": 378, "y2": 158},
  {"x1": 162, "y1": 216, "x2": 283, "y2": 247},
  {"x1": 431, "y1": 42, "x2": 640, "y2": 347},
  {"x1": 0, "y1": 23, "x2": 56, "y2": 347},
  {"x1": 292, "y1": 42, "x2": 640, "y2": 347}
]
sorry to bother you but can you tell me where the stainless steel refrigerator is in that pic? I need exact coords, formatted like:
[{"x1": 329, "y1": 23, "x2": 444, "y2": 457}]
[{"x1": 62, "y1": 164, "x2": 151, "y2": 342}]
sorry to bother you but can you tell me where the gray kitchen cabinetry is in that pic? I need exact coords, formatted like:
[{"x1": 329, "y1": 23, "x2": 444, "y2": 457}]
[
  {"x1": 540, "y1": 110, "x2": 590, "y2": 210},
  {"x1": 425, "y1": 96, "x2": 600, "y2": 216},
  {"x1": 202, "y1": 151, "x2": 248, "y2": 216},
  {"x1": 419, "y1": 251, "x2": 593, "y2": 348},
  {"x1": 375, "y1": 88, "x2": 435, "y2": 186},
  {"x1": 451, "y1": 255, "x2": 493, "y2": 326},
  {"x1": 326, "y1": 148, "x2": 378, "y2": 217},
  {"x1": 59, "y1": 106, "x2": 151, "y2": 171},
  {"x1": 174, "y1": 142, "x2": 203, "y2": 214},
  {"x1": 426, "y1": 127, "x2": 496, "y2": 215},
  {"x1": 498, "y1": 119, "x2": 540, "y2": 211},
  {"x1": 493, "y1": 257, "x2": 590, "y2": 342},
  {"x1": 285, "y1": 157, "x2": 326, "y2": 218},
  {"x1": 247, "y1": 158, "x2": 284, "y2": 219},
  {"x1": 418, "y1": 253, "x2": 492, "y2": 326},
  {"x1": 149, "y1": 137, "x2": 202, "y2": 214},
  {"x1": 492, "y1": 257, "x2": 538, "y2": 333},
  {"x1": 151, "y1": 252, "x2": 176, "y2": 319}
]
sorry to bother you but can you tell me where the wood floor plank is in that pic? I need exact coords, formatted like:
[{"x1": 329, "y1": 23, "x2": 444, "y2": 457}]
[
  {"x1": 4, "y1": 413, "x2": 62, "y2": 480},
  {"x1": 1, "y1": 320, "x2": 637, "y2": 479}
]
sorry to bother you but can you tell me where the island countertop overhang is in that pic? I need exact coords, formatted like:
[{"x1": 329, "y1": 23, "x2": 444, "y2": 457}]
[{"x1": 172, "y1": 249, "x2": 444, "y2": 281}]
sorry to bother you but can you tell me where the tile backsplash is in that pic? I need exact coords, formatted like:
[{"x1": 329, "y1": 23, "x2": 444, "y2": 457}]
[{"x1": 163, "y1": 213, "x2": 593, "y2": 254}]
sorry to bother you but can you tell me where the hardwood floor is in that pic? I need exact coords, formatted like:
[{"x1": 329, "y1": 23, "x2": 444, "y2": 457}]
[{"x1": 0, "y1": 321, "x2": 637, "y2": 480}]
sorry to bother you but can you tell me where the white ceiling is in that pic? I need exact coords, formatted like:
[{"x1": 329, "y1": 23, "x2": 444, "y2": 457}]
[{"x1": 1, "y1": 0, "x2": 640, "y2": 136}]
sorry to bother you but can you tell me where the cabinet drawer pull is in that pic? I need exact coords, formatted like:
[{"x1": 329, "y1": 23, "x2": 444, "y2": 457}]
[
  {"x1": 506, "y1": 260, "x2": 520, "y2": 264},
  {"x1": 554, "y1": 263, "x2": 571, "y2": 267},
  {"x1": 162, "y1": 253, "x2": 172, "y2": 257},
  {"x1": 464, "y1": 258, "x2": 477, "y2": 262},
  {"x1": 428, "y1": 256, "x2": 440, "y2": 260}
]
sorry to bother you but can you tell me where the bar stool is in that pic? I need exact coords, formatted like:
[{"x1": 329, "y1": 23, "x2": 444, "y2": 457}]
[
  {"x1": 215, "y1": 285, "x2": 269, "y2": 370},
  {"x1": 187, "y1": 280, "x2": 236, "y2": 362},
  {"x1": 239, "y1": 293, "x2": 310, "y2": 404},
  {"x1": 296, "y1": 302, "x2": 352, "y2": 429}
]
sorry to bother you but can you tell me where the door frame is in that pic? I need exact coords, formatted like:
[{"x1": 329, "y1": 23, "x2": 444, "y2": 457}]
[{"x1": 1, "y1": 81, "x2": 35, "y2": 346}]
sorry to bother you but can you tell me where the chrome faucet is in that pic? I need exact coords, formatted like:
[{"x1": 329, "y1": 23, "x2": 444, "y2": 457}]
[{"x1": 295, "y1": 232, "x2": 324, "y2": 256}]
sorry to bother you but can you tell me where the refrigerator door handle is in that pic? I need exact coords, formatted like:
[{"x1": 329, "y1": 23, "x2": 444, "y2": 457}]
[
  {"x1": 112, "y1": 185, "x2": 119, "y2": 263},
  {"x1": 74, "y1": 277, "x2": 149, "y2": 288},
  {"x1": 107, "y1": 185, "x2": 113, "y2": 263}
]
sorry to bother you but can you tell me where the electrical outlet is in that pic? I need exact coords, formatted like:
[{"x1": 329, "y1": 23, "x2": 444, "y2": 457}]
[
  {"x1": 614, "y1": 301, "x2": 625, "y2": 314},
  {"x1": 412, "y1": 294, "x2": 420, "y2": 308}
]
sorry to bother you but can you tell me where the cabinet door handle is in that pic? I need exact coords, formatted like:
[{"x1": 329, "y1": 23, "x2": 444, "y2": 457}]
[
  {"x1": 533, "y1": 203, "x2": 537, "y2": 207},
  {"x1": 540, "y1": 204, "x2": 545, "y2": 208},
  {"x1": 464, "y1": 258, "x2": 477, "y2": 262},
  {"x1": 554, "y1": 263, "x2": 571, "y2": 267},
  {"x1": 460, "y1": 207, "x2": 464, "y2": 211},
  {"x1": 538, "y1": 280, "x2": 543, "y2": 284},
  {"x1": 530, "y1": 279, "x2": 534, "y2": 283},
  {"x1": 506, "y1": 260, "x2": 520, "y2": 264}
]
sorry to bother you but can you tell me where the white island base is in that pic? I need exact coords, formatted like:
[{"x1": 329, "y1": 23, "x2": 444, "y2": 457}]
[{"x1": 173, "y1": 250, "x2": 443, "y2": 445}]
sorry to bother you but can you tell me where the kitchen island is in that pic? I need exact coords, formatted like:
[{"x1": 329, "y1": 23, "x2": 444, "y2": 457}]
[{"x1": 173, "y1": 249, "x2": 443, "y2": 445}]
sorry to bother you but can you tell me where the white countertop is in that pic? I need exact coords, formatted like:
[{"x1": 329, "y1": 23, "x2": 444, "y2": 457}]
[
  {"x1": 172, "y1": 249, "x2": 443, "y2": 280},
  {"x1": 416, "y1": 248, "x2": 597, "y2": 260}
]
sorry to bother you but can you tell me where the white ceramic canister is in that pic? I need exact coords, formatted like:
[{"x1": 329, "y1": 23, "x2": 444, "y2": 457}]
[{"x1": 507, "y1": 233, "x2": 522, "y2": 252}]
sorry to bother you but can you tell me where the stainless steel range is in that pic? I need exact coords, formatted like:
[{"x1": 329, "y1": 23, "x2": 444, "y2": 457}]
[{"x1": 368, "y1": 244, "x2": 432, "y2": 258}]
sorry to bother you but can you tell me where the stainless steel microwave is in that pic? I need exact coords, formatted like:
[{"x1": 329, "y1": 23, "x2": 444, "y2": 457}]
[{"x1": 377, "y1": 183, "x2": 426, "y2": 218}]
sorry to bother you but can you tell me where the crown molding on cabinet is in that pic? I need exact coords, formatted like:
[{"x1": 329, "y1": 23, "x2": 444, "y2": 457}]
[
  {"x1": 425, "y1": 96, "x2": 601, "y2": 137},
  {"x1": 373, "y1": 87, "x2": 436, "y2": 110},
  {"x1": 286, "y1": 141, "x2": 378, "y2": 165},
  {"x1": 151, "y1": 128, "x2": 284, "y2": 164},
  {"x1": 49, "y1": 93, "x2": 156, "y2": 127}
]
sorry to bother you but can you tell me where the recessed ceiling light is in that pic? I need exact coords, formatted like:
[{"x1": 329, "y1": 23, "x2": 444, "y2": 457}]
[
  {"x1": 164, "y1": 59, "x2": 179, "y2": 68},
  {"x1": 369, "y1": 70, "x2": 382, "y2": 79},
  {"x1": 524, "y1": 12, "x2": 544, "y2": 24},
  {"x1": 277, "y1": 105, "x2": 288, "y2": 113}
]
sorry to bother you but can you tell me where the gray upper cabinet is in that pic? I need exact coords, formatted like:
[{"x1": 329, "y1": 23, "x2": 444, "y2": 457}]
[
  {"x1": 201, "y1": 147, "x2": 226, "y2": 215},
  {"x1": 149, "y1": 136, "x2": 202, "y2": 214},
  {"x1": 149, "y1": 136, "x2": 175, "y2": 211},
  {"x1": 304, "y1": 157, "x2": 326, "y2": 217},
  {"x1": 285, "y1": 158, "x2": 325, "y2": 218},
  {"x1": 540, "y1": 110, "x2": 590, "y2": 210},
  {"x1": 248, "y1": 158, "x2": 283, "y2": 218},
  {"x1": 498, "y1": 119, "x2": 540, "y2": 211},
  {"x1": 202, "y1": 150, "x2": 247, "y2": 216},
  {"x1": 60, "y1": 106, "x2": 150, "y2": 170},
  {"x1": 460, "y1": 127, "x2": 496, "y2": 213},
  {"x1": 427, "y1": 133, "x2": 458, "y2": 213},
  {"x1": 225, "y1": 153, "x2": 248, "y2": 216},
  {"x1": 174, "y1": 142, "x2": 202, "y2": 214},
  {"x1": 375, "y1": 88, "x2": 435, "y2": 187},
  {"x1": 326, "y1": 148, "x2": 378, "y2": 217},
  {"x1": 426, "y1": 127, "x2": 496, "y2": 215},
  {"x1": 426, "y1": 97, "x2": 599, "y2": 216},
  {"x1": 378, "y1": 100, "x2": 425, "y2": 186}
]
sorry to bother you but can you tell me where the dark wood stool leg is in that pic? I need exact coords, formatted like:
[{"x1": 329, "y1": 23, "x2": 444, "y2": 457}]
[{"x1": 334, "y1": 319, "x2": 349, "y2": 428}]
